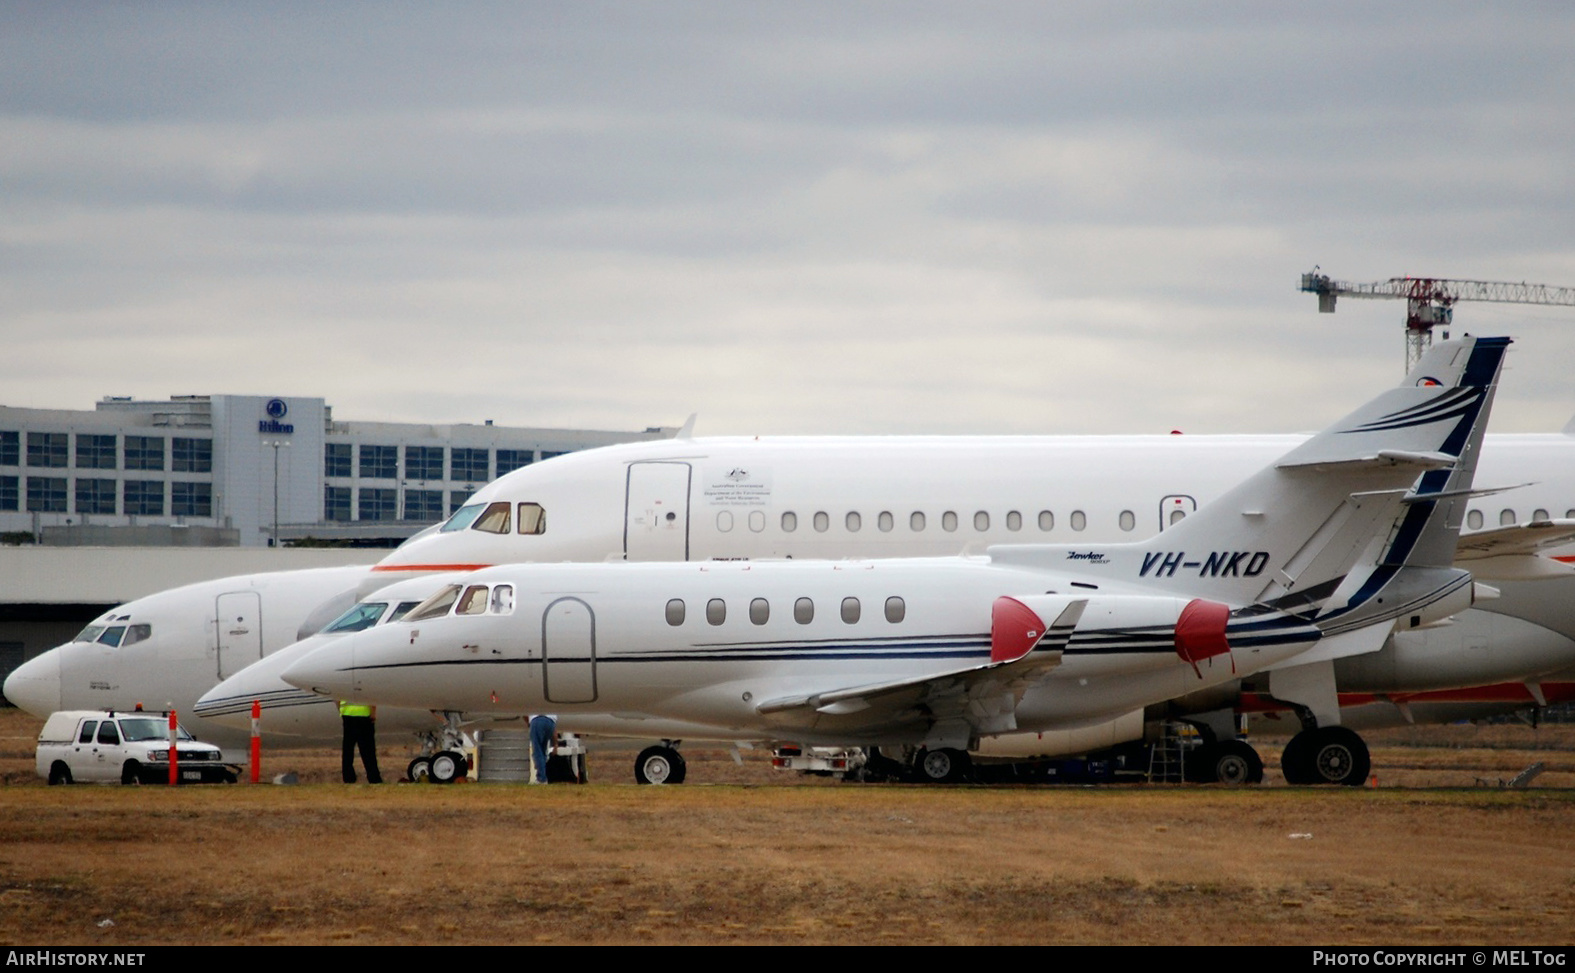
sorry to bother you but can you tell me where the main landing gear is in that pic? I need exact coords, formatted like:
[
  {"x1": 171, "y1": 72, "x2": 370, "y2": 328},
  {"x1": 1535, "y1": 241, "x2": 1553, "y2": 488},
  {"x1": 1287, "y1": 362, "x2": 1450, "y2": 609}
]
[{"x1": 1280, "y1": 726, "x2": 1370, "y2": 786}]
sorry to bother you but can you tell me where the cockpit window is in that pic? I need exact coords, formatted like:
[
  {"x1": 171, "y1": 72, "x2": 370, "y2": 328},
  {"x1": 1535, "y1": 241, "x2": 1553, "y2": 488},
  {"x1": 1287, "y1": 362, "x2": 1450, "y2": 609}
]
[
  {"x1": 74, "y1": 625, "x2": 106, "y2": 644},
  {"x1": 323, "y1": 602, "x2": 389, "y2": 634},
  {"x1": 96, "y1": 626, "x2": 127, "y2": 648},
  {"x1": 388, "y1": 601, "x2": 423, "y2": 623},
  {"x1": 405, "y1": 585, "x2": 462, "y2": 622},
  {"x1": 517, "y1": 503, "x2": 546, "y2": 535},
  {"x1": 440, "y1": 504, "x2": 486, "y2": 533},
  {"x1": 121, "y1": 624, "x2": 152, "y2": 648},
  {"x1": 472, "y1": 502, "x2": 511, "y2": 534},
  {"x1": 490, "y1": 585, "x2": 514, "y2": 614},
  {"x1": 456, "y1": 585, "x2": 490, "y2": 615}
]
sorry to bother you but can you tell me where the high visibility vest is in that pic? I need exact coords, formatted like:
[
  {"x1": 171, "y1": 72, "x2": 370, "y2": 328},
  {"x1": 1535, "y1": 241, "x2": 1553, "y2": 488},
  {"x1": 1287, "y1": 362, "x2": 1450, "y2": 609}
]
[{"x1": 339, "y1": 701, "x2": 372, "y2": 718}]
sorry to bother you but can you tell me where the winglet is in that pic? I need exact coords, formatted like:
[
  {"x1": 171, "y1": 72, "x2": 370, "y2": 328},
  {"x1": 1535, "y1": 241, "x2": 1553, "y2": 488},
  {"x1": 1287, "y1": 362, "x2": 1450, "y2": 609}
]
[{"x1": 676, "y1": 413, "x2": 698, "y2": 439}]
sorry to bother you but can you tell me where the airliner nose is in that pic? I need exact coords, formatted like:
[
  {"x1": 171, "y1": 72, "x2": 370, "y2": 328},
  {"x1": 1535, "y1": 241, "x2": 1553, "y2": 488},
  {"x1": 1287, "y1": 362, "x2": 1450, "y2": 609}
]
[{"x1": 4, "y1": 651, "x2": 62, "y2": 716}]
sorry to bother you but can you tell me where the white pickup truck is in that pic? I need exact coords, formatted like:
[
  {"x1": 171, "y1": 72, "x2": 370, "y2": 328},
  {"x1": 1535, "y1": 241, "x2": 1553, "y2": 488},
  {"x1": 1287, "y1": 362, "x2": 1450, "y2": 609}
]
[{"x1": 36, "y1": 711, "x2": 237, "y2": 785}]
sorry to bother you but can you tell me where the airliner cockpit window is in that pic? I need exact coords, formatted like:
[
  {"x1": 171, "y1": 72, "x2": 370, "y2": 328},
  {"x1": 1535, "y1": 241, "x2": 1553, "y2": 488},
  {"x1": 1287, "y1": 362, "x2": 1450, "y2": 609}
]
[
  {"x1": 441, "y1": 503, "x2": 486, "y2": 533},
  {"x1": 323, "y1": 602, "x2": 388, "y2": 634},
  {"x1": 96, "y1": 626, "x2": 127, "y2": 647},
  {"x1": 517, "y1": 503, "x2": 546, "y2": 535},
  {"x1": 456, "y1": 585, "x2": 490, "y2": 615},
  {"x1": 405, "y1": 585, "x2": 463, "y2": 622},
  {"x1": 73, "y1": 625, "x2": 107, "y2": 644},
  {"x1": 388, "y1": 601, "x2": 423, "y2": 623},
  {"x1": 472, "y1": 502, "x2": 511, "y2": 534},
  {"x1": 121, "y1": 624, "x2": 152, "y2": 647}
]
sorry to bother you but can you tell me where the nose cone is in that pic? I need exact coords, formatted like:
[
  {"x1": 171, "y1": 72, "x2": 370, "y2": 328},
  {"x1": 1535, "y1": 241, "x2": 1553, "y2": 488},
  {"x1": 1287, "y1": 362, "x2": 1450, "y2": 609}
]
[
  {"x1": 280, "y1": 640, "x2": 357, "y2": 699},
  {"x1": 4, "y1": 651, "x2": 62, "y2": 716}
]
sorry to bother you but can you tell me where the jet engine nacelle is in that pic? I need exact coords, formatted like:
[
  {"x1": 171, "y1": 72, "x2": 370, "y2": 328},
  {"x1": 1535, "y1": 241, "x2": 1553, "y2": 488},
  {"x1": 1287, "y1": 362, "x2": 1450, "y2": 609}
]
[{"x1": 994, "y1": 593, "x2": 1234, "y2": 677}]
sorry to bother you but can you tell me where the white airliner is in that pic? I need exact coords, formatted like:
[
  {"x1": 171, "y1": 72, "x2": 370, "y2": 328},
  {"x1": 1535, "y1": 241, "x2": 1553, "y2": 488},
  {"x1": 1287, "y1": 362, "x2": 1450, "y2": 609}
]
[
  {"x1": 10, "y1": 337, "x2": 1571, "y2": 782},
  {"x1": 279, "y1": 337, "x2": 1510, "y2": 784}
]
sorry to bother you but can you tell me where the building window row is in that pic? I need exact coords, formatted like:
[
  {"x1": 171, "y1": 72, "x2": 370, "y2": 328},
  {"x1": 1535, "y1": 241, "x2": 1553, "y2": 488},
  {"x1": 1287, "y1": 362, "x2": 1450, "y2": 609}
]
[
  {"x1": 664, "y1": 595, "x2": 906, "y2": 627},
  {"x1": 0, "y1": 433, "x2": 211, "y2": 473},
  {"x1": 326, "y1": 444, "x2": 560, "y2": 483},
  {"x1": 5, "y1": 476, "x2": 210, "y2": 516}
]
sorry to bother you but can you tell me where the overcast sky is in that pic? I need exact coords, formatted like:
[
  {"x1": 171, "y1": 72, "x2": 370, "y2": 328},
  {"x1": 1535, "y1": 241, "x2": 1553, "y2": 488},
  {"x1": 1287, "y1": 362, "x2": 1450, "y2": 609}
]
[{"x1": 3, "y1": 2, "x2": 1572, "y2": 437}]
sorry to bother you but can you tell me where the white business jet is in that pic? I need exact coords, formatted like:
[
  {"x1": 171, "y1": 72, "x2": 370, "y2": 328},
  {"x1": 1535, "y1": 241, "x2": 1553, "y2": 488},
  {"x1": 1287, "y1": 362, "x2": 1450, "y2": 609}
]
[{"x1": 278, "y1": 337, "x2": 1510, "y2": 783}]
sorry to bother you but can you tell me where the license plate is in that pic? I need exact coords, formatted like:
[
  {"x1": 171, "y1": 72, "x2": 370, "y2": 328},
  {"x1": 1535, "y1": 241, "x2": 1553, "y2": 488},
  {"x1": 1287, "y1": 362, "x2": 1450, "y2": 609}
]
[{"x1": 182, "y1": 770, "x2": 202, "y2": 781}]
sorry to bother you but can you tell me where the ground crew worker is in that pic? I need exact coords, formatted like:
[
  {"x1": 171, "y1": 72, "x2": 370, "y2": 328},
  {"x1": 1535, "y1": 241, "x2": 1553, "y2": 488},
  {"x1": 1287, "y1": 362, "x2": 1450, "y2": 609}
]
[
  {"x1": 528, "y1": 713, "x2": 557, "y2": 784},
  {"x1": 340, "y1": 700, "x2": 381, "y2": 784}
]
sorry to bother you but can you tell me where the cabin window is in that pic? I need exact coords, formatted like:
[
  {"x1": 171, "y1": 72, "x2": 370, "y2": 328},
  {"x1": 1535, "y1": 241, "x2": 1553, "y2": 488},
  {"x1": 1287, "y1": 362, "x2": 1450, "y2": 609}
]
[
  {"x1": 1534, "y1": 508, "x2": 1550, "y2": 522},
  {"x1": 472, "y1": 501, "x2": 511, "y2": 534},
  {"x1": 884, "y1": 596, "x2": 905, "y2": 623},
  {"x1": 841, "y1": 597, "x2": 861, "y2": 624},
  {"x1": 1467, "y1": 509, "x2": 1483, "y2": 530},
  {"x1": 1500, "y1": 509, "x2": 1516, "y2": 526},
  {"x1": 1006, "y1": 511, "x2": 1022, "y2": 531},
  {"x1": 974, "y1": 511, "x2": 989, "y2": 531},
  {"x1": 517, "y1": 502, "x2": 546, "y2": 535},
  {"x1": 407, "y1": 585, "x2": 463, "y2": 621},
  {"x1": 490, "y1": 585, "x2": 514, "y2": 614},
  {"x1": 1169, "y1": 508, "x2": 1187, "y2": 525},
  {"x1": 794, "y1": 597, "x2": 814, "y2": 624},
  {"x1": 878, "y1": 511, "x2": 894, "y2": 532},
  {"x1": 1038, "y1": 510, "x2": 1054, "y2": 531},
  {"x1": 748, "y1": 511, "x2": 765, "y2": 532},
  {"x1": 706, "y1": 598, "x2": 726, "y2": 625},
  {"x1": 717, "y1": 510, "x2": 734, "y2": 532},
  {"x1": 846, "y1": 511, "x2": 861, "y2": 532},
  {"x1": 78, "y1": 721, "x2": 98, "y2": 744},
  {"x1": 749, "y1": 598, "x2": 770, "y2": 625},
  {"x1": 1119, "y1": 510, "x2": 1135, "y2": 531},
  {"x1": 1070, "y1": 510, "x2": 1087, "y2": 531},
  {"x1": 942, "y1": 511, "x2": 958, "y2": 532},
  {"x1": 910, "y1": 511, "x2": 926, "y2": 531},
  {"x1": 97, "y1": 722, "x2": 120, "y2": 746},
  {"x1": 1567, "y1": 510, "x2": 1575, "y2": 520},
  {"x1": 665, "y1": 599, "x2": 685, "y2": 626},
  {"x1": 782, "y1": 511, "x2": 797, "y2": 532},
  {"x1": 813, "y1": 511, "x2": 830, "y2": 532},
  {"x1": 457, "y1": 585, "x2": 490, "y2": 615}
]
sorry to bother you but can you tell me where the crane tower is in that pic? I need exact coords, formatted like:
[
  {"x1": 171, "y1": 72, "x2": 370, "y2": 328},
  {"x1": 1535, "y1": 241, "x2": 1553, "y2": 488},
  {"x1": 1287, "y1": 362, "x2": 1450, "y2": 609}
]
[{"x1": 1300, "y1": 270, "x2": 1575, "y2": 371}]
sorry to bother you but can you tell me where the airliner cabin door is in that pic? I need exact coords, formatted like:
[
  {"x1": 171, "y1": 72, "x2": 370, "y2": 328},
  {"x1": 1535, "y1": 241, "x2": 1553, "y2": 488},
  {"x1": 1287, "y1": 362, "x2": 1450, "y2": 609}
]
[
  {"x1": 542, "y1": 597, "x2": 597, "y2": 704},
  {"x1": 1159, "y1": 495, "x2": 1197, "y2": 531},
  {"x1": 215, "y1": 591, "x2": 263, "y2": 680},
  {"x1": 625, "y1": 461, "x2": 691, "y2": 561}
]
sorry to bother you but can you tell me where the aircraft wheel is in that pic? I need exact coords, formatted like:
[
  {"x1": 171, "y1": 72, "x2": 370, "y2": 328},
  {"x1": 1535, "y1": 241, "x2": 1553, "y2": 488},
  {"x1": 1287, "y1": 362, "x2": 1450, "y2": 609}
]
[
  {"x1": 428, "y1": 750, "x2": 466, "y2": 784},
  {"x1": 913, "y1": 747, "x2": 970, "y2": 783},
  {"x1": 1305, "y1": 726, "x2": 1370, "y2": 786},
  {"x1": 1280, "y1": 732, "x2": 1313, "y2": 785},
  {"x1": 121, "y1": 761, "x2": 142, "y2": 786},
  {"x1": 634, "y1": 746, "x2": 686, "y2": 785},
  {"x1": 407, "y1": 756, "x2": 432, "y2": 782},
  {"x1": 48, "y1": 762, "x2": 72, "y2": 786},
  {"x1": 1210, "y1": 740, "x2": 1264, "y2": 785}
]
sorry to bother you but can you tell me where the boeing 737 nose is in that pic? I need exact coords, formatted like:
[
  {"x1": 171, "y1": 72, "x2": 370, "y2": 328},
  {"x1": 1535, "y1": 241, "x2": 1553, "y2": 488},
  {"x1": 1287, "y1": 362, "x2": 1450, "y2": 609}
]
[{"x1": 4, "y1": 651, "x2": 62, "y2": 716}]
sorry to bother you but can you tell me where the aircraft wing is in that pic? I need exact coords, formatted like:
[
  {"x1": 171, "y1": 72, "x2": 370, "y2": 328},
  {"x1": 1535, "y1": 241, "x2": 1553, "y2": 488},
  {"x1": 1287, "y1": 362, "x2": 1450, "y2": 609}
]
[
  {"x1": 1455, "y1": 519, "x2": 1575, "y2": 581},
  {"x1": 753, "y1": 600, "x2": 1083, "y2": 747}
]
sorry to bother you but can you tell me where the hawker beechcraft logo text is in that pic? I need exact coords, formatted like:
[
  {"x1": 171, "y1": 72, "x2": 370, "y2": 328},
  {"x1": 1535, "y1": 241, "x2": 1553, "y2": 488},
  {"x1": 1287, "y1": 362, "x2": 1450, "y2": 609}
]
[
  {"x1": 1065, "y1": 551, "x2": 1108, "y2": 564},
  {"x1": 1140, "y1": 551, "x2": 1270, "y2": 578}
]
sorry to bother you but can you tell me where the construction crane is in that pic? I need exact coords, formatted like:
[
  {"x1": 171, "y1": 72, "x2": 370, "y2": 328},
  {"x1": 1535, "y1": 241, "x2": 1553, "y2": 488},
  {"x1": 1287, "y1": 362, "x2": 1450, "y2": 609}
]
[{"x1": 1300, "y1": 270, "x2": 1575, "y2": 371}]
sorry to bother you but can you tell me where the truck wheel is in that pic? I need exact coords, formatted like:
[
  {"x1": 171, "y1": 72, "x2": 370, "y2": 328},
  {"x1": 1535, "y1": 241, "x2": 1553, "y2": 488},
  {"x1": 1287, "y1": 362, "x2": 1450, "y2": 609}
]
[
  {"x1": 121, "y1": 761, "x2": 142, "y2": 786},
  {"x1": 635, "y1": 746, "x2": 686, "y2": 784},
  {"x1": 48, "y1": 762, "x2": 72, "y2": 786}
]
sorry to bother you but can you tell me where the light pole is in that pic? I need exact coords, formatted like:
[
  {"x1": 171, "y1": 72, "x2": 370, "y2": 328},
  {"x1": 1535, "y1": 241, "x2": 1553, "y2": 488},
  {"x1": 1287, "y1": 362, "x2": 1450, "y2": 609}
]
[{"x1": 266, "y1": 439, "x2": 291, "y2": 547}]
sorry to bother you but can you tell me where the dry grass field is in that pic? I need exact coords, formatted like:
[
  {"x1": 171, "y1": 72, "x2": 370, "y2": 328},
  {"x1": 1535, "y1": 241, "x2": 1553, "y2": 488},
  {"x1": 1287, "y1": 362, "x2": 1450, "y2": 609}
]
[{"x1": 1, "y1": 708, "x2": 1573, "y2": 946}]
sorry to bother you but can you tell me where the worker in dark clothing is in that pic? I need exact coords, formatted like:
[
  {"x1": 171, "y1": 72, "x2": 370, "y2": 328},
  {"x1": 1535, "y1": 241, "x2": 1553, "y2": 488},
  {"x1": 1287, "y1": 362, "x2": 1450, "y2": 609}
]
[{"x1": 340, "y1": 700, "x2": 381, "y2": 784}]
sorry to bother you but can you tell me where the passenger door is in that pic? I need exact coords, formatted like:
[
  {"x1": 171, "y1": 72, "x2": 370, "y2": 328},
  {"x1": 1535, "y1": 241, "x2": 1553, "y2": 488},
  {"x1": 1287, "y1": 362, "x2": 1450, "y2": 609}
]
[
  {"x1": 625, "y1": 462, "x2": 691, "y2": 561},
  {"x1": 214, "y1": 591, "x2": 263, "y2": 680}
]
